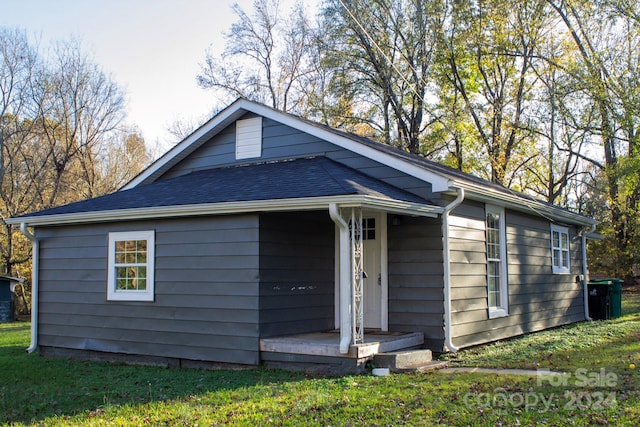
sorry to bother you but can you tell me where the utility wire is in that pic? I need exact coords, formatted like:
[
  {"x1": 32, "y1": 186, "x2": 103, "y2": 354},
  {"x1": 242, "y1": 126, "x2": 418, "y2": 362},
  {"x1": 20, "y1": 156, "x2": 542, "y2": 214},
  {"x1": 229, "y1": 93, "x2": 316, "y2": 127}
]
[{"x1": 337, "y1": 0, "x2": 429, "y2": 107}]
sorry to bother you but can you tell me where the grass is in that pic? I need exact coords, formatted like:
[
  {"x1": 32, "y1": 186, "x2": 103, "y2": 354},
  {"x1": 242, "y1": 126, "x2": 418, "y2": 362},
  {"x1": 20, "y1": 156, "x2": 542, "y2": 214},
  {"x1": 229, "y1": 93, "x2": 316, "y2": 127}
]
[
  {"x1": 443, "y1": 284, "x2": 640, "y2": 372},
  {"x1": 0, "y1": 287, "x2": 639, "y2": 426}
]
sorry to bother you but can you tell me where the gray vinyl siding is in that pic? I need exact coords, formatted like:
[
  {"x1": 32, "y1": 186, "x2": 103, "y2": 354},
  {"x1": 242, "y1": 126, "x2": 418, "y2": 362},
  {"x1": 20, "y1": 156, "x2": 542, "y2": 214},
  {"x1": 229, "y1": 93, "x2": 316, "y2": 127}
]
[
  {"x1": 258, "y1": 212, "x2": 335, "y2": 337},
  {"x1": 387, "y1": 215, "x2": 445, "y2": 350},
  {"x1": 160, "y1": 117, "x2": 440, "y2": 202},
  {"x1": 449, "y1": 201, "x2": 585, "y2": 348},
  {"x1": 36, "y1": 215, "x2": 261, "y2": 365}
]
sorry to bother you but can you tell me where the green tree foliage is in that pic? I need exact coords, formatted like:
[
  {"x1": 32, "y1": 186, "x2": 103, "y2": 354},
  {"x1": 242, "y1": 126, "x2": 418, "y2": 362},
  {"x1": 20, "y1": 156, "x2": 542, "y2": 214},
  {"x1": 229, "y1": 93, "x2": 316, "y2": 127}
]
[
  {"x1": 199, "y1": 0, "x2": 640, "y2": 281},
  {"x1": 0, "y1": 29, "x2": 149, "y2": 314},
  {"x1": 320, "y1": 0, "x2": 445, "y2": 154},
  {"x1": 545, "y1": 0, "x2": 640, "y2": 282},
  {"x1": 439, "y1": 0, "x2": 548, "y2": 185}
]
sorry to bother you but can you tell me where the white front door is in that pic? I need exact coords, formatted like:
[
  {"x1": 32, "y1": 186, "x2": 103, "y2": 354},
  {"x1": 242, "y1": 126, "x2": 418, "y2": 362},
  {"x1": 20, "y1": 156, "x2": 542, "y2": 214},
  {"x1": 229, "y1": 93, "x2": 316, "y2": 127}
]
[
  {"x1": 334, "y1": 211, "x2": 388, "y2": 332},
  {"x1": 362, "y1": 217, "x2": 382, "y2": 328}
]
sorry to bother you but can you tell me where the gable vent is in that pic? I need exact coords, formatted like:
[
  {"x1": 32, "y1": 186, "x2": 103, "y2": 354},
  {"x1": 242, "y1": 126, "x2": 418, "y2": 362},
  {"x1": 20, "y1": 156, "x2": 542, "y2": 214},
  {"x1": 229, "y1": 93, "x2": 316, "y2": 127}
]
[{"x1": 236, "y1": 117, "x2": 262, "y2": 160}]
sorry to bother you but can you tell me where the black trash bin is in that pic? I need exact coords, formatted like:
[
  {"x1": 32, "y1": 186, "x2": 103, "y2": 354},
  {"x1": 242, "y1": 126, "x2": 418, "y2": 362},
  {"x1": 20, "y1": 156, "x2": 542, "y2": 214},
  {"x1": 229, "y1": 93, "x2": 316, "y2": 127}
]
[
  {"x1": 588, "y1": 281, "x2": 611, "y2": 320},
  {"x1": 588, "y1": 279, "x2": 625, "y2": 320}
]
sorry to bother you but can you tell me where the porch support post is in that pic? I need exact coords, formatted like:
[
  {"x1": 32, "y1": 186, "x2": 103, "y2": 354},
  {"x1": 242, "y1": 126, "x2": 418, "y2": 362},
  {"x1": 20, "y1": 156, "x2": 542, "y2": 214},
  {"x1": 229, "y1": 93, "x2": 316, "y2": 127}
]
[
  {"x1": 329, "y1": 204, "x2": 352, "y2": 354},
  {"x1": 350, "y1": 208, "x2": 364, "y2": 345}
]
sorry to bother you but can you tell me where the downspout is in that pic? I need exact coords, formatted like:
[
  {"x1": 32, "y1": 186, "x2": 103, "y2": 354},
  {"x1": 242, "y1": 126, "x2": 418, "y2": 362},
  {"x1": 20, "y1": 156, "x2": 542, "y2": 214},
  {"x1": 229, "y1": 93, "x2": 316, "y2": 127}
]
[
  {"x1": 581, "y1": 224, "x2": 596, "y2": 321},
  {"x1": 442, "y1": 188, "x2": 464, "y2": 353},
  {"x1": 20, "y1": 223, "x2": 39, "y2": 353},
  {"x1": 329, "y1": 204, "x2": 352, "y2": 354}
]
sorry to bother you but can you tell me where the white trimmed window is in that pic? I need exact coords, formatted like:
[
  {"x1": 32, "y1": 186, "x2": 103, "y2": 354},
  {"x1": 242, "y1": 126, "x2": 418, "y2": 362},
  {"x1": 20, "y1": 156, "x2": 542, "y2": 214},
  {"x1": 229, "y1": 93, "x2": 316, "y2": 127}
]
[
  {"x1": 107, "y1": 231, "x2": 155, "y2": 301},
  {"x1": 551, "y1": 225, "x2": 570, "y2": 274},
  {"x1": 235, "y1": 117, "x2": 262, "y2": 159},
  {"x1": 486, "y1": 205, "x2": 508, "y2": 318}
]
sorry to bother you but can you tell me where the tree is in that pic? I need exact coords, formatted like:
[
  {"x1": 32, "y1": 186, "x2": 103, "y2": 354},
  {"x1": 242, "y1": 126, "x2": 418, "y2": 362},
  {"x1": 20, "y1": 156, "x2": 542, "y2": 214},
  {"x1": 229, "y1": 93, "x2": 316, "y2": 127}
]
[
  {"x1": 94, "y1": 129, "x2": 151, "y2": 194},
  {"x1": 546, "y1": 0, "x2": 640, "y2": 282},
  {"x1": 520, "y1": 24, "x2": 596, "y2": 206},
  {"x1": 43, "y1": 39, "x2": 126, "y2": 200},
  {"x1": 0, "y1": 28, "x2": 46, "y2": 281},
  {"x1": 197, "y1": 0, "x2": 314, "y2": 113},
  {"x1": 438, "y1": 0, "x2": 547, "y2": 184},
  {"x1": 319, "y1": 0, "x2": 445, "y2": 154},
  {"x1": 0, "y1": 28, "x2": 132, "y2": 313}
]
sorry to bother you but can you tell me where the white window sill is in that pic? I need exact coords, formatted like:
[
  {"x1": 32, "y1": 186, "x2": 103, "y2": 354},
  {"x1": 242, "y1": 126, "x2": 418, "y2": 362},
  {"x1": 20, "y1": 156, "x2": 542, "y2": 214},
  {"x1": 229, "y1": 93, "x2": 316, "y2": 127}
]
[
  {"x1": 107, "y1": 291, "x2": 154, "y2": 302},
  {"x1": 489, "y1": 308, "x2": 509, "y2": 318}
]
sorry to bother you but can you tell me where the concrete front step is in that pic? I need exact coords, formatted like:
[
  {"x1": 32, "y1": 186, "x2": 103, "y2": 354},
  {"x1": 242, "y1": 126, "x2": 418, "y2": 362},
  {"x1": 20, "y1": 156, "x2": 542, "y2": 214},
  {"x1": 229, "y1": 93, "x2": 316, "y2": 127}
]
[{"x1": 373, "y1": 349, "x2": 433, "y2": 370}]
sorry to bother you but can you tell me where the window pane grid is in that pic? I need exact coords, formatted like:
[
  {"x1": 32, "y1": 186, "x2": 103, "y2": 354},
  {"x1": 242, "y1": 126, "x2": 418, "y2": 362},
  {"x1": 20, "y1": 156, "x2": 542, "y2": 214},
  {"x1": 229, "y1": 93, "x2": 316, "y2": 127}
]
[
  {"x1": 113, "y1": 239, "x2": 149, "y2": 291},
  {"x1": 115, "y1": 240, "x2": 147, "y2": 264},
  {"x1": 551, "y1": 226, "x2": 570, "y2": 273},
  {"x1": 349, "y1": 218, "x2": 376, "y2": 240},
  {"x1": 486, "y1": 209, "x2": 505, "y2": 314},
  {"x1": 115, "y1": 266, "x2": 147, "y2": 291},
  {"x1": 488, "y1": 260, "x2": 501, "y2": 307},
  {"x1": 363, "y1": 218, "x2": 376, "y2": 240}
]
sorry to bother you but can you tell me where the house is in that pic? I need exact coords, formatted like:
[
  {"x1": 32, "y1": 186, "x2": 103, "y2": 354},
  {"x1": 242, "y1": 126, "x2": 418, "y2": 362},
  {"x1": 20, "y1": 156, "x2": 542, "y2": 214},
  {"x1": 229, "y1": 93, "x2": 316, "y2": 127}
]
[{"x1": 8, "y1": 98, "x2": 597, "y2": 372}]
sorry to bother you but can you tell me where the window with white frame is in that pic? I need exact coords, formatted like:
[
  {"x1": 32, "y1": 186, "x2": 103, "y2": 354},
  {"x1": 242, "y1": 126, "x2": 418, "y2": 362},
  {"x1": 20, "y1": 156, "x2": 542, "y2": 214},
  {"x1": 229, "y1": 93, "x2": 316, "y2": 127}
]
[
  {"x1": 107, "y1": 231, "x2": 155, "y2": 301},
  {"x1": 551, "y1": 225, "x2": 570, "y2": 274},
  {"x1": 486, "y1": 205, "x2": 508, "y2": 317}
]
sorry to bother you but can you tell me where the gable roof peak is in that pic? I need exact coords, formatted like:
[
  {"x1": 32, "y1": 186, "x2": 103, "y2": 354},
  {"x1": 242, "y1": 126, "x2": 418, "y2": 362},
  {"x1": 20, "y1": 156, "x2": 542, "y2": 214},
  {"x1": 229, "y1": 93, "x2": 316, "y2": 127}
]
[{"x1": 123, "y1": 98, "x2": 452, "y2": 192}]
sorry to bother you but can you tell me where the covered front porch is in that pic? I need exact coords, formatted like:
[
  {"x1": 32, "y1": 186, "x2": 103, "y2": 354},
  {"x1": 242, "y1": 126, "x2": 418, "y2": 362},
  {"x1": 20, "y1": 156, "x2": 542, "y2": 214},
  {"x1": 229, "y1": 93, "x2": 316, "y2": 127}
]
[
  {"x1": 328, "y1": 204, "x2": 440, "y2": 356},
  {"x1": 257, "y1": 203, "x2": 440, "y2": 373},
  {"x1": 260, "y1": 330, "x2": 425, "y2": 359}
]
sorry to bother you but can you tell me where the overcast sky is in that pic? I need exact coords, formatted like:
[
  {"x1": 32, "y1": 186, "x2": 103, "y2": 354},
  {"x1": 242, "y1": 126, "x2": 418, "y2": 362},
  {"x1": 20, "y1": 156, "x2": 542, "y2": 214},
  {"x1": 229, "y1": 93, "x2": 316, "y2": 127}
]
[{"x1": 2, "y1": 0, "x2": 307, "y2": 151}]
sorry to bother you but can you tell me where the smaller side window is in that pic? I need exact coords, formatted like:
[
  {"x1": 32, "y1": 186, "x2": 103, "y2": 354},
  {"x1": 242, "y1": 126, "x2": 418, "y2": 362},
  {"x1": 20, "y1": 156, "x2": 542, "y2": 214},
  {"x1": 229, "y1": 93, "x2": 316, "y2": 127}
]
[
  {"x1": 486, "y1": 205, "x2": 508, "y2": 318},
  {"x1": 107, "y1": 231, "x2": 155, "y2": 301},
  {"x1": 551, "y1": 225, "x2": 570, "y2": 274}
]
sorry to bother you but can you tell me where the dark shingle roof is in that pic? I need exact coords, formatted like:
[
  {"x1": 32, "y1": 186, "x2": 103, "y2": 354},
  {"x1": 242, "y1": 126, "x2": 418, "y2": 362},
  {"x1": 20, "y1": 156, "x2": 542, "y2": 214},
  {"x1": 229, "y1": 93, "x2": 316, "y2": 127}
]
[
  {"x1": 294, "y1": 114, "x2": 504, "y2": 190},
  {"x1": 22, "y1": 157, "x2": 431, "y2": 218},
  {"x1": 288, "y1": 112, "x2": 587, "y2": 214}
]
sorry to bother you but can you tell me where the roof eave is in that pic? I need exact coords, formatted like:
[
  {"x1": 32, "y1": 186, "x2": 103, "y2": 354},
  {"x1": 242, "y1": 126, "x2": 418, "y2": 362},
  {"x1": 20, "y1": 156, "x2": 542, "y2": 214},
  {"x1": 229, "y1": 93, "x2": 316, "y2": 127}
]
[
  {"x1": 451, "y1": 180, "x2": 596, "y2": 227},
  {"x1": 7, "y1": 195, "x2": 443, "y2": 227}
]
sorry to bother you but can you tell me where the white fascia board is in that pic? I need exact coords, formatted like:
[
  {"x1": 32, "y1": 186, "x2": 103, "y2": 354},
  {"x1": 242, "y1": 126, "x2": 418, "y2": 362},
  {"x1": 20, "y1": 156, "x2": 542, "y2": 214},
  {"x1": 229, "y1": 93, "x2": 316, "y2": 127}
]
[
  {"x1": 339, "y1": 198, "x2": 443, "y2": 217},
  {"x1": 7, "y1": 195, "x2": 442, "y2": 227},
  {"x1": 453, "y1": 179, "x2": 596, "y2": 227},
  {"x1": 123, "y1": 100, "x2": 250, "y2": 190},
  {"x1": 124, "y1": 99, "x2": 452, "y2": 192},
  {"x1": 243, "y1": 102, "x2": 452, "y2": 192}
]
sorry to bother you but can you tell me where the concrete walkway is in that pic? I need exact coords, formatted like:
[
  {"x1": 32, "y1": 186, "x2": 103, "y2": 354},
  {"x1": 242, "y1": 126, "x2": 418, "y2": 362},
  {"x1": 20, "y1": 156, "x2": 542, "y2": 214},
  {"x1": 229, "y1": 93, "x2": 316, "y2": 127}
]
[{"x1": 440, "y1": 367, "x2": 565, "y2": 376}]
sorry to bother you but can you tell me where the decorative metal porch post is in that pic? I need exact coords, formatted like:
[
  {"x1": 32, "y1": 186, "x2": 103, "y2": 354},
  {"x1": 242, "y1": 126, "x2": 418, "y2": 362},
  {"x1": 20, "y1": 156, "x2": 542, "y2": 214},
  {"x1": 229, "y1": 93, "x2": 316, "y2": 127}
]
[{"x1": 350, "y1": 208, "x2": 364, "y2": 344}]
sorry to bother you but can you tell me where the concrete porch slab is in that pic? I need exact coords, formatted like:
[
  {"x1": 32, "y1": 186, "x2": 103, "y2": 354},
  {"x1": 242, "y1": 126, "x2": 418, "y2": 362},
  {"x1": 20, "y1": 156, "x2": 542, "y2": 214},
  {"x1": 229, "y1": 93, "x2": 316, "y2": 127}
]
[{"x1": 259, "y1": 331, "x2": 424, "y2": 359}]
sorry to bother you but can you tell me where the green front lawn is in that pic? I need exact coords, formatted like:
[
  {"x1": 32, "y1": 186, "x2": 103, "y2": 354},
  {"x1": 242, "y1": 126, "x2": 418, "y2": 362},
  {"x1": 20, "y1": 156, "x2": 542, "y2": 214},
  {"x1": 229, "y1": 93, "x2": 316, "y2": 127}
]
[{"x1": 1, "y1": 288, "x2": 639, "y2": 426}]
